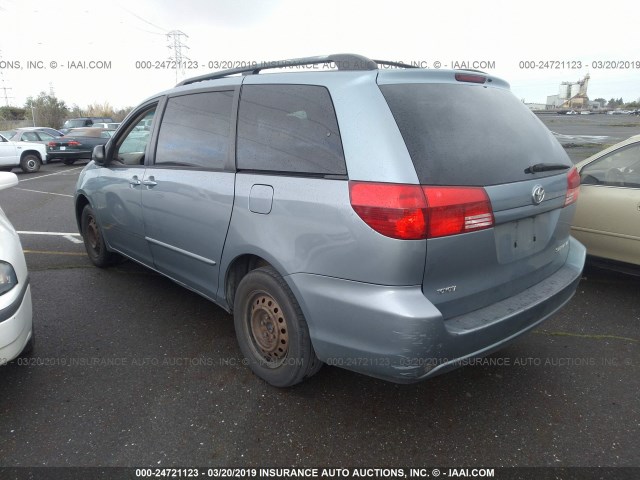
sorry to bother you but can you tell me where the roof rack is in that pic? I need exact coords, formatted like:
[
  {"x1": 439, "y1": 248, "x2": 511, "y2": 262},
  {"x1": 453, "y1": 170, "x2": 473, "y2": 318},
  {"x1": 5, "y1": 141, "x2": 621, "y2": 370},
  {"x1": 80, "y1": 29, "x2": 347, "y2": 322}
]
[{"x1": 176, "y1": 54, "x2": 418, "y2": 86}]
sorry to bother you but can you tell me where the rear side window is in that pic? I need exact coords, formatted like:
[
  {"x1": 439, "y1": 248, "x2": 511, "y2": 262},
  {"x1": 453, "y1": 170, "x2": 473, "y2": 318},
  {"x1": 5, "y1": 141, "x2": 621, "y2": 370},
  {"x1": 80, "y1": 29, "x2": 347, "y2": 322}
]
[
  {"x1": 380, "y1": 84, "x2": 571, "y2": 186},
  {"x1": 237, "y1": 84, "x2": 346, "y2": 175},
  {"x1": 155, "y1": 91, "x2": 234, "y2": 169}
]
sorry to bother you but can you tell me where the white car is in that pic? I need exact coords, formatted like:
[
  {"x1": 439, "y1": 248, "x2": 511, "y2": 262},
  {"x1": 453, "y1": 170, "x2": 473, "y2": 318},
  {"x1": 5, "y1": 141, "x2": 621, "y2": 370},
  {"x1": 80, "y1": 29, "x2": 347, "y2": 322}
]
[
  {"x1": 0, "y1": 133, "x2": 48, "y2": 173},
  {"x1": 0, "y1": 172, "x2": 33, "y2": 364}
]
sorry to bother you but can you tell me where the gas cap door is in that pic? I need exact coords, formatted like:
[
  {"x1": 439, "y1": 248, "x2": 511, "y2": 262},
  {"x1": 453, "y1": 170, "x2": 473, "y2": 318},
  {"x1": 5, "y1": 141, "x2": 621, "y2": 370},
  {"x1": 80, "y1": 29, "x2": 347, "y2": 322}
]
[{"x1": 249, "y1": 184, "x2": 274, "y2": 214}]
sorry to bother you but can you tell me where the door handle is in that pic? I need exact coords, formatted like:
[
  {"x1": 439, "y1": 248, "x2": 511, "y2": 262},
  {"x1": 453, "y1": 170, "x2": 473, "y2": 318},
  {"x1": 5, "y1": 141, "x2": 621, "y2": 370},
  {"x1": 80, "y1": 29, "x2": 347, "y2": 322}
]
[
  {"x1": 142, "y1": 176, "x2": 157, "y2": 188},
  {"x1": 129, "y1": 175, "x2": 141, "y2": 186}
]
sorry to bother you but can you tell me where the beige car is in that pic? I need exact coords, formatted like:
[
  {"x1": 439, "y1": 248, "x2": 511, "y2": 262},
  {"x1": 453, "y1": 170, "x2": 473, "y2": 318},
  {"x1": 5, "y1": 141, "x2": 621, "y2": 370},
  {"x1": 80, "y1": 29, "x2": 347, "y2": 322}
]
[{"x1": 571, "y1": 134, "x2": 640, "y2": 270}]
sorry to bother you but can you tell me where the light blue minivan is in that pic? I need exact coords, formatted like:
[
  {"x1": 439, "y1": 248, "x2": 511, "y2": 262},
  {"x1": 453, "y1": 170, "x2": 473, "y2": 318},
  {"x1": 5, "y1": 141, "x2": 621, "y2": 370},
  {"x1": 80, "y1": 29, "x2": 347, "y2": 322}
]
[{"x1": 74, "y1": 54, "x2": 585, "y2": 387}]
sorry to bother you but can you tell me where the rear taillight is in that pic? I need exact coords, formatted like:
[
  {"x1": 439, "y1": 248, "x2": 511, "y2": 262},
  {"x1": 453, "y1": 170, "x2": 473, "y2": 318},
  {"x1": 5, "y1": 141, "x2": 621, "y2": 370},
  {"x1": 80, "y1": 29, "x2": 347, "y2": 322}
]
[
  {"x1": 565, "y1": 166, "x2": 580, "y2": 206},
  {"x1": 422, "y1": 186, "x2": 494, "y2": 238},
  {"x1": 67, "y1": 140, "x2": 81, "y2": 147},
  {"x1": 349, "y1": 182, "x2": 427, "y2": 240},
  {"x1": 47, "y1": 141, "x2": 56, "y2": 147},
  {"x1": 349, "y1": 182, "x2": 494, "y2": 240}
]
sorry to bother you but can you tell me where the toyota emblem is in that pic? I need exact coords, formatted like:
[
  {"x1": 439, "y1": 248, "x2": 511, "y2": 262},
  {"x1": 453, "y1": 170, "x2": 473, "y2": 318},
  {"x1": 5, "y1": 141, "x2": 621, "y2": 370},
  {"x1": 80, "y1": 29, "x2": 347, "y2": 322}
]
[{"x1": 532, "y1": 185, "x2": 545, "y2": 205}]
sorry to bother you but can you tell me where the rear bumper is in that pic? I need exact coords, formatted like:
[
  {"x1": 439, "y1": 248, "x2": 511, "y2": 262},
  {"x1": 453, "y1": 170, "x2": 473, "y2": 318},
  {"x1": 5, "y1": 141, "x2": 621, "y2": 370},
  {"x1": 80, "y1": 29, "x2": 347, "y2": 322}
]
[
  {"x1": 287, "y1": 237, "x2": 586, "y2": 383},
  {"x1": 47, "y1": 150, "x2": 91, "y2": 160},
  {"x1": 0, "y1": 281, "x2": 33, "y2": 364}
]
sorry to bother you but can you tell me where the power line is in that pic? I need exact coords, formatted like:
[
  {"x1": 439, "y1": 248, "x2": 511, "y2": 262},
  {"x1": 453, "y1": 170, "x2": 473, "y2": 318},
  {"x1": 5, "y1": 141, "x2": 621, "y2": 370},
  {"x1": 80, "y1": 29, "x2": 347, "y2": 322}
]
[{"x1": 115, "y1": 2, "x2": 168, "y2": 33}]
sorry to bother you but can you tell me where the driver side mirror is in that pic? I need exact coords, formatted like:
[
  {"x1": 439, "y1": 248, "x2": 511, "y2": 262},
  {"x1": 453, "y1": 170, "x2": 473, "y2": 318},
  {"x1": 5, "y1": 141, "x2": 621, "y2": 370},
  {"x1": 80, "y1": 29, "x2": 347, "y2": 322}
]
[{"x1": 92, "y1": 145, "x2": 106, "y2": 166}]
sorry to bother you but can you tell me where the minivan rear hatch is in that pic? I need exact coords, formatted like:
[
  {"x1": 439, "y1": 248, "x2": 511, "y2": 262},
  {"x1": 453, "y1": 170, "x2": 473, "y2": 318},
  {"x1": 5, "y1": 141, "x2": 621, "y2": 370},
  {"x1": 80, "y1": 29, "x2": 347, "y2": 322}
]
[{"x1": 378, "y1": 71, "x2": 577, "y2": 319}]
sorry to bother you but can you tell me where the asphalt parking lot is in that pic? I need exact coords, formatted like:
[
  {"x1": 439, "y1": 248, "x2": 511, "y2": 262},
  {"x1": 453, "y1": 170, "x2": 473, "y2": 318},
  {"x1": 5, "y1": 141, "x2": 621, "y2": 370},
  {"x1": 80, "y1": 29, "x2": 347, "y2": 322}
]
[{"x1": 0, "y1": 115, "x2": 639, "y2": 470}]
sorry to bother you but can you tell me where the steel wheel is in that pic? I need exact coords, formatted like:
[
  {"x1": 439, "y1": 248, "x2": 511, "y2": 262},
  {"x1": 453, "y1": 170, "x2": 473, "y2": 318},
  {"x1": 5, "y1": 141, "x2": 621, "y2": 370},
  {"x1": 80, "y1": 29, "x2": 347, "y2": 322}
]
[
  {"x1": 248, "y1": 293, "x2": 289, "y2": 367},
  {"x1": 81, "y1": 204, "x2": 119, "y2": 267},
  {"x1": 86, "y1": 215, "x2": 101, "y2": 255},
  {"x1": 234, "y1": 266, "x2": 322, "y2": 387}
]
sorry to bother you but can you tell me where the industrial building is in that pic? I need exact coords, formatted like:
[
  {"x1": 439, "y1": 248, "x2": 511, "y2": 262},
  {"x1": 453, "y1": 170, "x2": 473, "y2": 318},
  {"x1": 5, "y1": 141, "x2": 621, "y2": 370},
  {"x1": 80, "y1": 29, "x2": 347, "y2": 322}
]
[{"x1": 546, "y1": 74, "x2": 595, "y2": 110}]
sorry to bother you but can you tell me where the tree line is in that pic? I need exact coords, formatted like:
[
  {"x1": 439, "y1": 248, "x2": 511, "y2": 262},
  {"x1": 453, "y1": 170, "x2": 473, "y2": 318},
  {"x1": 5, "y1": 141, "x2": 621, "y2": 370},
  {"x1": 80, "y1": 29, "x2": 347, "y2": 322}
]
[
  {"x1": 0, "y1": 92, "x2": 133, "y2": 130},
  {"x1": 592, "y1": 97, "x2": 640, "y2": 109}
]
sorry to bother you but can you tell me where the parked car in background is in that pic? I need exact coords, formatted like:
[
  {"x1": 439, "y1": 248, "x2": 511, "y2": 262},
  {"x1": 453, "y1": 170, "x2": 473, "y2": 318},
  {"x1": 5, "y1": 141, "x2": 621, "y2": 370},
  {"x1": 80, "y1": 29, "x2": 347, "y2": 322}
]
[
  {"x1": 0, "y1": 172, "x2": 34, "y2": 364},
  {"x1": 75, "y1": 54, "x2": 585, "y2": 387},
  {"x1": 10, "y1": 128, "x2": 61, "y2": 150},
  {"x1": 2, "y1": 128, "x2": 62, "y2": 141},
  {"x1": 33, "y1": 127, "x2": 64, "y2": 137},
  {"x1": 60, "y1": 117, "x2": 114, "y2": 134},
  {"x1": 48, "y1": 128, "x2": 114, "y2": 165},
  {"x1": 572, "y1": 134, "x2": 640, "y2": 272},
  {"x1": 0, "y1": 133, "x2": 48, "y2": 173}
]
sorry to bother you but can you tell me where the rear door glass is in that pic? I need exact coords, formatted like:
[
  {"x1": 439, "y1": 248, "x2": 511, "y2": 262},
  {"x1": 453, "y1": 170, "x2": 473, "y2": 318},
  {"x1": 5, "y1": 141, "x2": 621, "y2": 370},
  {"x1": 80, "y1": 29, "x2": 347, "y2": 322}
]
[
  {"x1": 379, "y1": 84, "x2": 571, "y2": 186},
  {"x1": 237, "y1": 84, "x2": 346, "y2": 175}
]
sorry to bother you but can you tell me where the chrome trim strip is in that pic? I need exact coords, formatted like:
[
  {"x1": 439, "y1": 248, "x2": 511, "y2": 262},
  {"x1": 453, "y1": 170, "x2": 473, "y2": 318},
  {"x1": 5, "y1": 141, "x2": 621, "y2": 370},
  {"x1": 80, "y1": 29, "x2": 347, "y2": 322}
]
[{"x1": 145, "y1": 237, "x2": 217, "y2": 265}]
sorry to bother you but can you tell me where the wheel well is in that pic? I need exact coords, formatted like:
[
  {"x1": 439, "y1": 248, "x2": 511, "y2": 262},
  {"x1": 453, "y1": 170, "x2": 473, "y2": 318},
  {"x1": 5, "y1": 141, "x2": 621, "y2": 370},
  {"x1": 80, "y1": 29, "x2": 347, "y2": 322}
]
[
  {"x1": 225, "y1": 254, "x2": 271, "y2": 312},
  {"x1": 20, "y1": 150, "x2": 42, "y2": 161},
  {"x1": 75, "y1": 195, "x2": 90, "y2": 232}
]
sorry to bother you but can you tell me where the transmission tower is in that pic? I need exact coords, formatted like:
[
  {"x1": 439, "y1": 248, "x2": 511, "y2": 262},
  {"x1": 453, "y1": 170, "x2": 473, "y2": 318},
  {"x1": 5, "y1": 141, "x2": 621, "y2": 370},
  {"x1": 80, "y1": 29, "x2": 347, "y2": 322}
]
[{"x1": 167, "y1": 30, "x2": 190, "y2": 83}]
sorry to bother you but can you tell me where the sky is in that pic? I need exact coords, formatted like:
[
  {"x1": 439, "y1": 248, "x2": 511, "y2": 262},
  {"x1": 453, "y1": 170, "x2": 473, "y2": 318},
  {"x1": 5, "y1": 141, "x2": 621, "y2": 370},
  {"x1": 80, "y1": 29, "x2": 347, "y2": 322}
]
[{"x1": 0, "y1": 0, "x2": 639, "y2": 110}]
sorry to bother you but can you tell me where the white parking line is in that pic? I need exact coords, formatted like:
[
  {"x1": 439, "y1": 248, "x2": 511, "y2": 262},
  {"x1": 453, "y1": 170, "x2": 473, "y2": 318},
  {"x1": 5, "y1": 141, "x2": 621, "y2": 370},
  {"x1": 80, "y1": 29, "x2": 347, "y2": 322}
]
[
  {"x1": 15, "y1": 188, "x2": 73, "y2": 198},
  {"x1": 18, "y1": 166, "x2": 84, "y2": 183},
  {"x1": 17, "y1": 231, "x2": 83, "y2": 244}
]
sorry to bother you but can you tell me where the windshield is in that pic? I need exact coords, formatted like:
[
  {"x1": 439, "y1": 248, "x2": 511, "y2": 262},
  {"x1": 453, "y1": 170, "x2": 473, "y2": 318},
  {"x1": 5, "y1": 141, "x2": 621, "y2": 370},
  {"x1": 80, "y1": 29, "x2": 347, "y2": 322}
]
[{"x1": 0, "y1": 130, "x2": 16, "y2": 139}]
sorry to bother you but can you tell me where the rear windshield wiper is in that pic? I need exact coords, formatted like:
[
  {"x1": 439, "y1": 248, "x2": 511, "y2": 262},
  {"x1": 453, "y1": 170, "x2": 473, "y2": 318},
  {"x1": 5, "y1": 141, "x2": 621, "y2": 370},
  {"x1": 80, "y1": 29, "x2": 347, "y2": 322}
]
[{"x1": 524, "y1": 163, "x2": 570, "y2": 174}]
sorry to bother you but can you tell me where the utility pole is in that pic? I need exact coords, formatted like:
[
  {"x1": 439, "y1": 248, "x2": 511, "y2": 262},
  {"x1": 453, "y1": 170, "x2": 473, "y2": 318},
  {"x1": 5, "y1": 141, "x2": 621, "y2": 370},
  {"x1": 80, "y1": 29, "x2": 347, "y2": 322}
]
[
  {"x1": 166, "y1": 30, "x2": 190, "y2": 83},
  {"x1": 0, "y1": 50, "x2": 14, "y2": 106}
]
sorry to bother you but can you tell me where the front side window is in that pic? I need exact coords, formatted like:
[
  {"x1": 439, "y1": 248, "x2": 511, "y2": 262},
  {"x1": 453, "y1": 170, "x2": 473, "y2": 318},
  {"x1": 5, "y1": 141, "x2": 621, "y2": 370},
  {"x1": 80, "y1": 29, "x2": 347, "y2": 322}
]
[
  {"x1": 581, "y1": 144, "x2": 640, "y2": 188},
  {"x1": 237, "y1": 84, "x2": 346, "y2": 175},
  {"x1": 114, "y1": 108, "x2": 157, "y2": 165},
  {"x1": 155, "y1": 91, "x2": 234, "y2": 169}
]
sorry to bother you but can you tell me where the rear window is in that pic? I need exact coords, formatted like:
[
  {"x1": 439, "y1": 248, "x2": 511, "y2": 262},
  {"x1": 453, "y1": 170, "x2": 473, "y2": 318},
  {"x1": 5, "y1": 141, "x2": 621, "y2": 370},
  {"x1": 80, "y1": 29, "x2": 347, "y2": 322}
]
[{"x1": 380, "y1": 84, "x2": 571, "y2": 186}]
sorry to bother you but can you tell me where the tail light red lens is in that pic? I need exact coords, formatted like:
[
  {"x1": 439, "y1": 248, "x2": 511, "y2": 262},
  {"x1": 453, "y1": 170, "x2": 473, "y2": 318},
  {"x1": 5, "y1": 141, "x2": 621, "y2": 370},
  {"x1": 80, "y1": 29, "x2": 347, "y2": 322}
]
[
  {"x1": 349, "y1": 182, "x2": 494, "y2": 240},
  {"x1": 422, "y1": 186, "x2": 494, "y2": 238},
  {"x1": 67, "y1": 141, "x2": 81, "y2": 147},
  {"x1": 565, "y1": 166, "x2": 580, "y2": 206},
  {"x1": 349, "y1": 182, "x2": 427, "y2": 240},
  {"x1": 47, "y1": 141, "x2": 57, "y2": 146},
  {"x1": 454, "y1": 73, "x2": 487, "y2": 84}
]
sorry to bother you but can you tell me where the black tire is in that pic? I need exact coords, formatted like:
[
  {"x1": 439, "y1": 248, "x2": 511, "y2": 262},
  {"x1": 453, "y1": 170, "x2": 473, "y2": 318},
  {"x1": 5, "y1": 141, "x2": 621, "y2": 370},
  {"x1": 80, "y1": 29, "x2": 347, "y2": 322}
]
[
  {"x1": 80, "y1": 205, "x2": 118, "y2": 267},
  {"x1": 20, "y1": 154, "x2": 41, "y2": 173},
  {"x1": 63, "y1": 159, "x2": 76, "y2": 165},
  {"x1": 234, "y1": 266, "x2": 322, "y2": 387}
]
